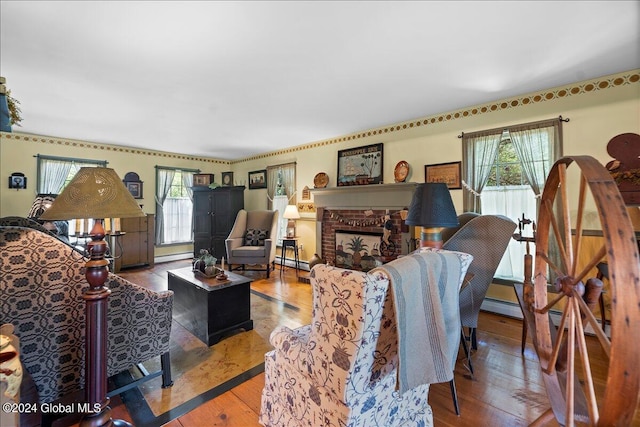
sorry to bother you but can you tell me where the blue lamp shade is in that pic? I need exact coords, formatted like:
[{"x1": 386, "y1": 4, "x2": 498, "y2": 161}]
[{"x1": 405, "y1": 183, "x2": 459, "y2": 228}]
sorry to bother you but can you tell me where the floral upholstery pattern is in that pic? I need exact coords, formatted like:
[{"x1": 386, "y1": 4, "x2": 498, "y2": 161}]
[
  {"x1": 260, "y1": 250, "x2": 470, "y2": 427},
  {"x1": 0, "y1": 225, "x2": 174, "y2": 404}
]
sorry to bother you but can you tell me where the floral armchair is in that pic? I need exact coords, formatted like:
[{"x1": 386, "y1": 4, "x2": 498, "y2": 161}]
[{"x1": 260, "y1": 249, "x2": 472, "y2": 427}]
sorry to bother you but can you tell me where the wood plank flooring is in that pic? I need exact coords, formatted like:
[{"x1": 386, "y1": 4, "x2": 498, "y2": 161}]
[{"x1": 81, "y1": 260, "x2": 636, "y2": 426}]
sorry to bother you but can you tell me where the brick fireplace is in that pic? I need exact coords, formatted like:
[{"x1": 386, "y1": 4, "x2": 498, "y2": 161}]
[{"x1": 312, "y1": 183, "x2": 418, "y2": 268}]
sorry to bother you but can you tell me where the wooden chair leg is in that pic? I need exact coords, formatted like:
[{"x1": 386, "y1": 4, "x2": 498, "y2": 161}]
[{"x1": 521, "y1": 316, "x2": 528, "y2": 354}]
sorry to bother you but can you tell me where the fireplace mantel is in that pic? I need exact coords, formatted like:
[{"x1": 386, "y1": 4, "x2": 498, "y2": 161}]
[{"x1": 311, "y1": 182, "x2": 418, "y2": 209}]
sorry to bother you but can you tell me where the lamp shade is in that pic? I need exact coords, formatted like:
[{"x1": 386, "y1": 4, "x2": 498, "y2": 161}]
[
  {"x1": 40, "y1": 167, "x2": 145, "y2": 220},
  {"x1": 405, "y1": 183, "x2": 458, "y2": 228},
  {"x1": 283, "y1": 204, "x2": 300, "y2": 220}
]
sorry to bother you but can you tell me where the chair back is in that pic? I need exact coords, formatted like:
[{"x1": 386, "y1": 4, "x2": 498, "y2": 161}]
[
  {"x1": 442, "y1": 214, "x2": 516, "y2": 328},
  {"x1": 308, "y1": 264, "x2": 391, "y2": 399}
]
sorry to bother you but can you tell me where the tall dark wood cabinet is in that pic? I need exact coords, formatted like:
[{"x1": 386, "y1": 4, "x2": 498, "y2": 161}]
[
  {"x1": 113, "y1": 214, "x2": 155, "y2": 273},
  {"x1": 192, "y1": 186, "x2": 245, "y2": 258}
]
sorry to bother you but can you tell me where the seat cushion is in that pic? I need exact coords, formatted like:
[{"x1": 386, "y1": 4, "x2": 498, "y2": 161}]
[
  {"x1": 245, "y1": 228, "x2": 268, "y2": 246},
  {"x1": 233, "y1": 245, "x2": 267, "y2": 257}
]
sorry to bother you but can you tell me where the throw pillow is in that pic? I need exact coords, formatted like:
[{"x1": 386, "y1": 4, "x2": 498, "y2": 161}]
[{"x1": 245, "y1": 229, "x2": 268, "y2": 246}]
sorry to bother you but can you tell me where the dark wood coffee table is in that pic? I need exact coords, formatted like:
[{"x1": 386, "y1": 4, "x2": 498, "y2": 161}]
[{"x1": 168, "y1": 267, "x2": 253, "y2": 345}]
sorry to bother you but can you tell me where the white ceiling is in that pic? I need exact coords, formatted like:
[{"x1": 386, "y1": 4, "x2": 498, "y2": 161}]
[{"x1": 1, "y1": 1, "x2": 639, "y2": 160}]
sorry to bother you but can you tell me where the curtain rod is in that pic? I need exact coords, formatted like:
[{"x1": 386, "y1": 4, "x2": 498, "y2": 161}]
[
  {"x1": 34, "y1": 154, "x2": 108, "y2": 165},
  {"x1": 154, "y1": 165, "x2": 200, "y2": 173},
  {"x1": 457, "y1": 115, "x2": 569, "y2": 139}
]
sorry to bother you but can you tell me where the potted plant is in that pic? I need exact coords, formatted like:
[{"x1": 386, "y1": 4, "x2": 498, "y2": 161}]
[{"x1": 193, "y1": 249, "x2": 217, "y2": 276}]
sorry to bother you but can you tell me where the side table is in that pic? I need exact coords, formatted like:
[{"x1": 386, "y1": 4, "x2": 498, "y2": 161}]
[{"x1": 280, "y1": 237, "x2": 300, "y2": 277}]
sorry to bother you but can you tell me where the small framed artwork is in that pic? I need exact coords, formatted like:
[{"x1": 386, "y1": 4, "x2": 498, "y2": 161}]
[
  {"x1": 248, "y1": 170, "x2": 267, "y2": 189},
  {"x1": 424, "y1": 161, "x2": 462, "y2": 189},
  {"x1": 125, "y1": 181, "x2": 143, "y2": 199},
  {"x1": 8, "y1": 173, "x2": 27, "y2": 189},
  {"x1": 193, "y1": 173, "x2": 215, "y2": 187},
  {"x1": 221, "y1": 171, "x2": 234, "y2": 186},
  {"x1": 337, "y1": 143, "x2": 383, "y2": 186}
]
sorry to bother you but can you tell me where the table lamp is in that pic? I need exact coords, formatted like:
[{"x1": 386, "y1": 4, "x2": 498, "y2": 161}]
[
  {"x1": 405, "y1": 183, "x2": 459, "y2": 248},
  {"x1": 283, "y1": 204, "x2": 300, "y2": 238},
  {"x1": 40, "y1": 167, "x2": 144, "y2": 427}
]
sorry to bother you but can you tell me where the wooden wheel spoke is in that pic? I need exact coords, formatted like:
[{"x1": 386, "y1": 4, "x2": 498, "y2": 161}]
[
  {"x1": 543, "y1": 197, "x2": 571, "y2": 274},
  {"x1": 535, "y1": 249, "x2": 563, "y2": 277},
  {"x1": 565, "y1": 296, "x2": 576, "y2": 426},
  {"x1": 571, "y1": 245, "x2": 606, "y2": 287},
  {"x1": 574, "y1": 288, "x2": 611, "y2": 356},
  {"x1": 558, "y1": 163, "x2": 574, "y2": 270},
  {"x1": 573, "y1": 296, "x2": 600, "y2": 424},
  {"x1": 571, "y1": 173, "x2": 588, "y2": 277},
  {"x1": 546, "y1": 298, "x2": 571, "y2": 374}
]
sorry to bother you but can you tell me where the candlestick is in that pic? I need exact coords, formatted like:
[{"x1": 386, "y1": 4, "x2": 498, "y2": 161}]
[{"x1": 221, "y1": 257, "x2": 225, "y2": 271}]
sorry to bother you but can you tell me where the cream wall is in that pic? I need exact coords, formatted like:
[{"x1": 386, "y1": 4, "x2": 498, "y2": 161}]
[
  {"x1": 0, "y1": 135, "x2": 230, "y2": 258},
  {"x1": 2, "y1": 70, "x2": 639, "y2": 267}
]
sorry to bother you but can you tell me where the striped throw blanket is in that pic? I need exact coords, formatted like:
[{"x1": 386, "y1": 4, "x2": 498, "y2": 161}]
[{"x1": 373, "y1": 250, "x2": 471, "y2": 394}]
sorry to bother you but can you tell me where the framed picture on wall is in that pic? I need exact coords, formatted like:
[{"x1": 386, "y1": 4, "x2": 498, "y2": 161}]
[
  {"x1": 248, "y1": 170, "x2": 267, "y2": 189},
  {"x1": 125, "y1": 181, "x2": 143, "y2": 199},
  {"x1": 424, "y1": 161, "x2": 462, "y2": 189},
  {"x1": 337, "y1": 143, "x2": 383, "y2": 186},
  {"x1": 193, "y1": 173, "x2": 215, "y2": 187}
]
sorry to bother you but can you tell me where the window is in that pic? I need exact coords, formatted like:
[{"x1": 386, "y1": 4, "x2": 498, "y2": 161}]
[
  {"x1": 462, "y1": 118, "x2": 563, "y2": 280},
  {"x1": 156, "y1": 167, "x2": 195, "y2": 245},
  {"x1": 266, "y1": 162, "x2": 296, "y2": 245},
  {"x1": 37, "y1": 155, "x2": 107, "y2": 194}
]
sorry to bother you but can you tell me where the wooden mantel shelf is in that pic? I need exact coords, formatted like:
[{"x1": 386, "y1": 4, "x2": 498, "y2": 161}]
[{"x1": 311, "y1": 182, "x2": 418, "y2": 209}]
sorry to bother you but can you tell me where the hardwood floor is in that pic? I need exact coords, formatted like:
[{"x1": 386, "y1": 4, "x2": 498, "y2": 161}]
[{"x1": 103, "y1": 260, "x2": 632, "y2": 426}]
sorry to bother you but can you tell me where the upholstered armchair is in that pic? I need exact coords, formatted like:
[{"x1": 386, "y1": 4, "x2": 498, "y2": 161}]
[
  {"x1": 225, "y1": 209, "x2": 279, "y2": 278},
  {"x1": 260, "y1": 250, "x2": 472, "y2": 427},
  {"x1": 0, "y1": 225, "x2": 174, "y2": 405},
  {"x1": 441, "y1": 213, "x2": 517, "y2": 350}
]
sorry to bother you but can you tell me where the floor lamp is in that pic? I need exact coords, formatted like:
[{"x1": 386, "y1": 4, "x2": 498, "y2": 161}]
[
  {"x1": 41, "y1": 167, "x2": 144, "y2": 427},
  {"x1": 405, "y1": 183, "x2": 458, "y2": 249}
]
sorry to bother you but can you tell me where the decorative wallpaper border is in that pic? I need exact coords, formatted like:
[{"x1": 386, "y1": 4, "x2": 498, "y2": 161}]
[
  {"x1": 235, "y1": 70, "x2": 640, "y2": 164},
  {"x1": 2, "y1": 70, "x2": 638, "y2": 165},
  {"x1": 0, "y1": 133, "x2": 231, "y2": 165}
]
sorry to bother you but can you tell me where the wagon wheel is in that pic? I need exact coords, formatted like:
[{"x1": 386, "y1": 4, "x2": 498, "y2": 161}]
[{"x1": 526, "y1": 156, "x2": 640, "y2": 426}]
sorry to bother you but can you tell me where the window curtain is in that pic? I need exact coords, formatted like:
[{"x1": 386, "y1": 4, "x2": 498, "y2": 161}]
[
  {"x1": 509, "y1": 118, "x2": 563, "y2": 206},
  {"x1": 481, "y1": 186, "x2": 538, "y2": 280},
  {"x1": 36, "y1": 155, "x2": 107, "y2": 194},
  {"x1": 180, "y1": 172, "x2": 195, "y2": 241},
  {"x1": 461, "y1": 131, "x2": 502, "y2": 212},
  {"x1": 38, "y1": 159, "x2": 73, "y2": 193},
  {"x1": 267, "y1": 162, "x2": 296, "y2": 245},
  {"x1": 155, "y1": 168, "x2": 175, "y2": 244}
]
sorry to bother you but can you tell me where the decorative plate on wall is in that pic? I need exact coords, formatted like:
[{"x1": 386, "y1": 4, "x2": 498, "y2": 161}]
[
  {"x1": 314, "y1": 172, "x2": 329, "y2": 188},
  {"x1": 394, "y1": 161, "x2": 409, "y2": 182}
]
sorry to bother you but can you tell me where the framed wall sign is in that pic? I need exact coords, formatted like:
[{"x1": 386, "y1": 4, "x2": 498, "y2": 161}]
[
  {"x1": 424, "y1": 161, "x2": 462, "y2": 189},
  {"x1": 337, "y1": 143, "x2": 383, "y2": 186},
  {"x1": 248, "y1": 170, "x2": 267, "y2": 189}
]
